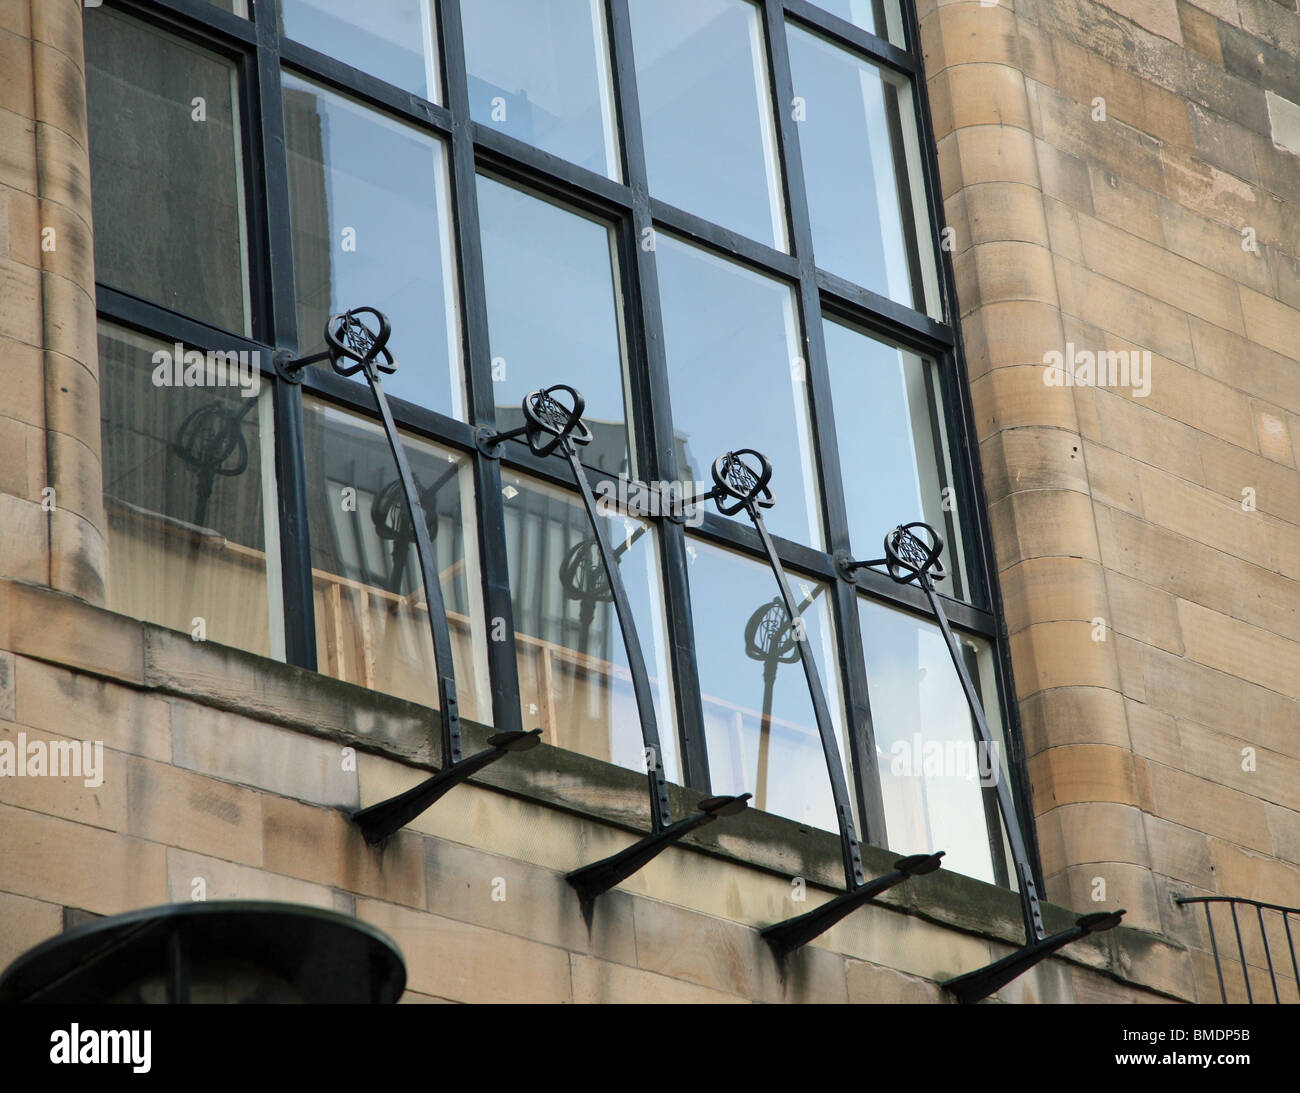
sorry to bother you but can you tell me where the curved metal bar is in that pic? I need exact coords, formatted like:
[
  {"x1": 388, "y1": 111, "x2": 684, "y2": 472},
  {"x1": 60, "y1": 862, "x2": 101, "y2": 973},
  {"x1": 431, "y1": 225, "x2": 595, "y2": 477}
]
[
  {"x1": 744, "y1": 495, "x2": 864, "y2": 889},
  {"x1": 846, "y1": 522, "x2": 1046, "y2": 942},
  {"x1": 280, "y1": 309, "x2": 541, "y2": 844},
  {"x1": 942, "y1": 910, "x2": 1124, "y2": 1004},
  {"x1": 706, "y1": 449, "x2": 864, "y2": 890},
  {"x1": 362, "y1": 368, "x2": 462, "y2": 763},
  {"x1": 558, "y1": 438, "x2": 672, "y2": 832},
  {"x1": 480, "y1": 388, "x2": 751, "y2": 906}
]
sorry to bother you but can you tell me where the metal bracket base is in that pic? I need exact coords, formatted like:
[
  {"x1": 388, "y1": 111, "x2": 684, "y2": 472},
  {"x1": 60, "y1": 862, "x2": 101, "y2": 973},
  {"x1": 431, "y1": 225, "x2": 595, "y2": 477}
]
[
  {"x1": 566, "y1": 794, "x2": 750, "y2": 909},
  {"x1": 352, "y1": 730, "x2": 541, "y2": 846},
  {"x1": 760, "y1": 852, "x2": 944, "y2": 961},
  {"x1": 942, "y1": 909, "x2": 1125, "y2": 1003}
]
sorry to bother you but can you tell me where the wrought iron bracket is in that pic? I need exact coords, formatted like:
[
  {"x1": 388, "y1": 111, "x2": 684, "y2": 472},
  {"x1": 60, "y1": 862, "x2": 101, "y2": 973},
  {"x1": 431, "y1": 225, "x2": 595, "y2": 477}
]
[
  {"x1": 942, "y1": 909, "x2": 1125, "y2": 1004},
  {"x1": 353, "y1": 729, "x2": 542, "y2": 846},
  {"x1": 482, "y1": 385, "x2": 751, "y2": 903},
  {"x1": 761, "y1": 852, "x2": 945, "y2": 961},
  {"x1": 282, "y1": 308, "x2": 539, "y2": 842},
  {"x1": 843, "y1": 520, "x2": 1048, "y2": 943},
  {"x1": 566, "y1": 793, "x2": 751, "y2": 911},
  {"x1": 687, "y1": 449, "x2": 866, "y2": 892}
]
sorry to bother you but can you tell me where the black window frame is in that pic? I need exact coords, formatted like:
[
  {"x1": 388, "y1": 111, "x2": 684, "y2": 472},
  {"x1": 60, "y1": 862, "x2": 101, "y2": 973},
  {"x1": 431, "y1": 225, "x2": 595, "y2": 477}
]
[{"x1": 86, "y1": 0, "x2": 1043, "y2": 895}]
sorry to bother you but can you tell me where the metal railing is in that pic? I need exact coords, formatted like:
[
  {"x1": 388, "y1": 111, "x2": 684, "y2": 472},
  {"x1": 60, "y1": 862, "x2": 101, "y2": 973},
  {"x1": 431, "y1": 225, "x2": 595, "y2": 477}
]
[{"x1": 1177, "y1": 895, "x2": 1300, "y2": 1003}]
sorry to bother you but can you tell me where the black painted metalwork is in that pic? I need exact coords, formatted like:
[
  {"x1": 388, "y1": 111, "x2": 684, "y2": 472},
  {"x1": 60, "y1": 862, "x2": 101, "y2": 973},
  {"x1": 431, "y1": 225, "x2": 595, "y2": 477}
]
[
  {"x1": 762, "y1": 851, "x2": 944, "y2": 961},
  {"x1": 943, "y1": 910, "x2": 1125, "y2": 1005},
  {"x1": 684, "y1": 449, "x2": 871, "y2": 896},
  {"x1": 479, "y1": 387, "x2": 749, "y2": 907},
  {"x1": 1177, "y1": 895, "x2": 1300, "y2": 1004},
  {"x1": 0, "y1": 901, "x2": 406, "y2": 1004},
  {"x1": 280, "y1": 309, "x2": 539, "y2": 844},
  {"x1": 843, "y1": 520, "x2": 1126, "y2": 998},
  {"x1": 681, "y1": 449, "x2": 948, "y2": 955},
  {"x1": 840, "y1": 520, "x2": 1047, "y2": 940},
  {"x1": 90, "y1": 0, "x2": 1044, "y2": 914}
]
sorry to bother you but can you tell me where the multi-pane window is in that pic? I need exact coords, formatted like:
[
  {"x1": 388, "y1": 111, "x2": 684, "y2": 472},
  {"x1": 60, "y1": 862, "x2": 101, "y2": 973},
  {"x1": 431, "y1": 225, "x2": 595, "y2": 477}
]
[
  {"x1": 463, "y1": 0, "x2": 620, "y2": 179},
  {"x1": 282, "y1": 75, "x2": 464, "y2": 416},
  {"x1": 477, "y1": 177, "x2": 634, "y2": 474},
  {"x1": 84, "y1": 0, "x2": 1033, "y2": 891},
  {"x1": 85, "y1": 9, "x2": 251, "y2": 335}
]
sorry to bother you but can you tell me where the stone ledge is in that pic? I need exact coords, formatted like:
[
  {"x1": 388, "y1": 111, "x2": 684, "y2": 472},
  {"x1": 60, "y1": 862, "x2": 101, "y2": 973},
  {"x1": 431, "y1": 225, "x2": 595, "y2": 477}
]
[{"x1": 0, "y1": 576, "x2": 1192, "y2": 1000}]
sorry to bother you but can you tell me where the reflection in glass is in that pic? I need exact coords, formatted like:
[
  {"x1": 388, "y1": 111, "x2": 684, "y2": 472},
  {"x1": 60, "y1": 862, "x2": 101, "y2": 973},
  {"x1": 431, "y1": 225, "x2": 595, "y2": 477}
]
[
  {"x1": 463, "y1": 0, "x2": 619, "y2": 179},
  {"x1": 656, "y1": 237, "x2": 820, "y2": 547},
  {"x1": 688, "y1": 540, "x2": 848, "y2": 832},
  {"x1": 628, "y1": 0, "x2": 786, "y2": 249},
  {"x1": 823, "y1": 319, "x2": 967, "y2": 599},
  {"x1": 503, "y1": 473, "x2": 678, "y2": 782},
  {"x1": 811, "y1": 0, "x2": 904, "y2": 44},
  {"x1": 478, "y1": 176, "x2": 632, "y2": 474},
  {"x1": 283, "y1": 75, "x2": 463, "y2": 418},
  {"x1": 859, "y1": 600, "x2": 1010, "y2": 885},
  {"x1": 99, "y1": 324, "x2": 280, "y2": 657},
  {"x1": 85, "y1": 8, "x2": 250, "y2": 335},
  {"x1": 786, "y1": 25, "x2": 937, "y2": 313},
  {"x1": 302, "y1": 400, "x2": 491, "y2": 724},
  {"x1": 277, "y1": 0, "x2": 439, "y2": 102}
]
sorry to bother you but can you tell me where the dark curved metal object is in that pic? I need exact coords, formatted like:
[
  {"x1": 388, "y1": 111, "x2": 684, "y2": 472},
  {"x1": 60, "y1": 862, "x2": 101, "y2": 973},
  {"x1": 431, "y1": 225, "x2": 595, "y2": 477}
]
[
  {"x1": 279, "y1": 308, "x2": 540, "y2": 845},
  {"x1": 942, "y1": 910, "x2": 1125, "y2": 1004},
  {"x1": 762, "y1": 852, "x2": 945, "y2": 961},
  {"x1": 1176, "y1": 895, "x2": 1300, "y2": 1004},
  {"x1": 682, "y1": 450, "x2": 943, "y2": 955},
  {"x1": 688, "y1": 449, "x2": 867, "y2": 893},
  {"x1": 843, "y1": 520, "x2": 1046, "y2": 941},
  {"x1": 0, "y1": 900, "x2": 406, "y2": 1004},
  {"x1": 844, "y1": 520, "x2": 1126, "y2": 997},
  {"x1": 479, "y1": 385, "x2": 749, "y2": 909}
]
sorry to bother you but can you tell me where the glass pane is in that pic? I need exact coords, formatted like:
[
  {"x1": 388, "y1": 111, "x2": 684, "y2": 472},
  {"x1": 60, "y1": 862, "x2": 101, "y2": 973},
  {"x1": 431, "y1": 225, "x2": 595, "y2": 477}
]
[
  {"x1": 302, "y1": 400, "x2": 492, "y2": 725},
  {"x1": 810, "y1": 0, "x2": 904, "y2": 45},
  {"x1": 688, "y1": 540, "x2": 848, "y2": 832},
  {"x1": 283, "y1": 75, "x2": 464, "y2": 419},
  {"x1": 463, "y1": 0, "x2": 619, "y2": 179},
  {"x1": 203, "y1": 0, "x2": 249, "y2": 15},
  {"x1": 99, "y1": 324, "x2": 280, "y2": 657},
  {"x1": 503, "y1": 473, "x2": 678, "y2": 782},
  {"x1": 478, "y1": 176, "x2": 632, "y2": 474},
  {"x1": 628, "y1": 0, "x2": 786, "y2": 249},
  {"x1": 656, "y1": 236, "x2": 821, "y2": 547},
  {"x1": 85, "y1": 8, "x2": 250, "y2": 335},
  {"x1": 787, "y1": 25, "x2": 938, "y2": 314},
  {"x1": 859, "y1": 599, "x2": 1011, "y2": 885},
  {"x1": 277, "y1": 0, "x2": 440, "y2": 102},
  {"x1": 823, "y1": 318, "x2": 969, "y2": 599}
]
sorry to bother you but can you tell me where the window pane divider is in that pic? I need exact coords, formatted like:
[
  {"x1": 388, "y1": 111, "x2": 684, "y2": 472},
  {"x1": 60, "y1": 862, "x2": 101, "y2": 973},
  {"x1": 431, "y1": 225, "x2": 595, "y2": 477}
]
[
  {"x1": 605, "y1": 0, "x2": 713, "y2": 791},
  {"x1": 781, "y1": 0, "x2": 918, "y2": 76},
  {"x1": 280, "y1": 40, "x2": 453, "y2": 135},
  {"x1": 762, "y1": 0, "x2": 889, "y2": 847},
  {"x1": 437, "y1": 0, "x2": 526, "y2": 733}
]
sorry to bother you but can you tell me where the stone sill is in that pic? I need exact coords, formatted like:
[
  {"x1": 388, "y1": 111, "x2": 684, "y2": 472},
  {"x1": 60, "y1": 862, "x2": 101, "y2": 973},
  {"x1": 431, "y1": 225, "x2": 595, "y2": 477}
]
[{"x1": 0, "y1": 577, "x2": 1192, "y2": 1001}]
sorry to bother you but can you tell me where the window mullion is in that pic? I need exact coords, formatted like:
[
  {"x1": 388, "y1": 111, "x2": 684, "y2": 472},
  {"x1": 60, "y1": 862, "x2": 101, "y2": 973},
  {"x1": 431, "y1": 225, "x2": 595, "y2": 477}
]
[
  {"x1": 606, "y1": 0, "x2": 712, "y2": 791},
  {"x1": 252, "y1": 0, "x2": 317, "y2": 669},
  {"x1": 763, "y1": 0, "x2": 889, "y2": 847},
  {"x1": 437, "y1": 0, "x2": 525, "y2": 733}
]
